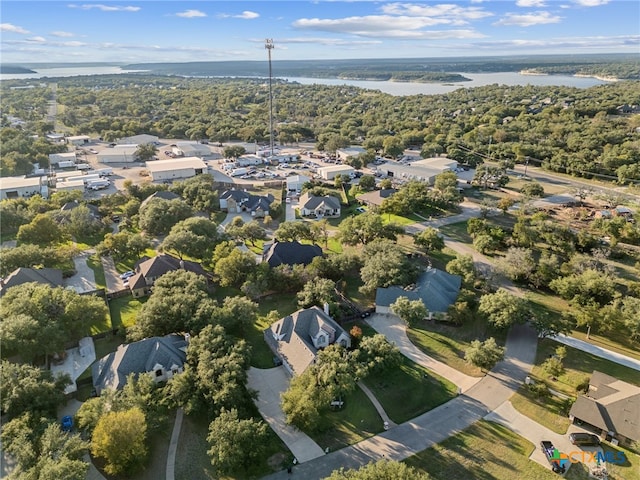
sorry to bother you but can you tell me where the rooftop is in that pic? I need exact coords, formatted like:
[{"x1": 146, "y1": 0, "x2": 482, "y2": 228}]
[
  {"x1": 146, "y1": 156, "x2": 207, "y2": 172},
  {"x1": 0, "y1": 176, "x2": 42, "y2": 189}
]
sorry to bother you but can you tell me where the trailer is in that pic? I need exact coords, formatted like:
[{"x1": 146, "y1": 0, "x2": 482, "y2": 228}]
[
  {"x1": 87, "y1": 179, "x2": 110, "y2": 190},
  {"x1": 76, "y1": 163, "x2": 91, "y2": 171},
  {"x1": 230, "y1": 167, "x2": 249, "y2": 177},
  {"x1": 94, "y1": 168, "x2": 113, "y2": 176},
  {"x1": 58, "y1": 160, "x2": 76, "y2": 169},
  {"x1": 65, "y1": 174, "x2": 101, "y2": 184}
]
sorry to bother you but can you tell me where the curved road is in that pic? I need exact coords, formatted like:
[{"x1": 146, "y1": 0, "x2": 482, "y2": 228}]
[{"x1": 262, "y1": 323, "x2": 537, "y2": 479}]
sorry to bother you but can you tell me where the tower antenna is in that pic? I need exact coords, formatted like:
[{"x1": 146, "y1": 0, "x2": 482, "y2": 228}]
[{"x1": 265, "y1": 38, "x2": 275, "y2": 159}]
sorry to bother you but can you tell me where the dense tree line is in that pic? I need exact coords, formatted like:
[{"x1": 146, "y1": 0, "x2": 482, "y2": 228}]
[{"x1": 2, "y1": 75, "x2": 639, "y2": 181}]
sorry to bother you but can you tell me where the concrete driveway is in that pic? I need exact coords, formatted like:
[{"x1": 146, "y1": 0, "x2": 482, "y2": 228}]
[
  {"x1": 247, "y1": 366, "x2": 325, "y2": 463},
  {"x1": 64, "y1": 251, "x2": 97, "y2": 293},
  {"x1": 101, "y1": 255, "x2": 125, "y2": 292},
  {"x1": 366, "y1": 313, "x2": 481, "y2": 393}
]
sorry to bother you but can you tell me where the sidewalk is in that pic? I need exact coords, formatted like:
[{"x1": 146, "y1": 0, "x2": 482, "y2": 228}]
[
  {"x1": 366, "y1": 313, "x2": 481, "y2": 393},
  {"x1": 357, "y1": 381, "x2": 396, "y2": 428},
  {"x1": 550, "y1": 334, "x2": 640, "y2": 371}
]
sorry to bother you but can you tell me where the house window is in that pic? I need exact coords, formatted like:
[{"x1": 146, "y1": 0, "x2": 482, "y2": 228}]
[{"x1": 155, "y1": 369, "x2": 163, "y2": 377}]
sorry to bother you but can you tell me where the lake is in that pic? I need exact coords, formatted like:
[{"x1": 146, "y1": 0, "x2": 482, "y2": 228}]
[{"x1": 2, "y1": 66, "x2": 610, "y2": 96}]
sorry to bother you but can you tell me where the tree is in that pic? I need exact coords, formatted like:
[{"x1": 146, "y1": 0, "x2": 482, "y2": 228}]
[
  {"x1": 465, "y1": 337, "x2": 504, "y2": 371},
  {"x1": 358, "y1": 175, "x2": 376, "y2": 191},
  {"x1": 91, "y1": 407, "x2": 148, "y2": 476},
  {"x1": 297, "y1": 277, "x2": 336, "y2": 308},
  {"x1": 620, "y1": 296, "x2": 640, "y2": 341},
  {"x1": 339, "y1": 213, "x2": 403, "y2": 246},
  {"x1": 530, "y1": 310, "x2": 573, "y2": 338},
  {"x1": 325, "y1": 460, "x2": 431, "y2": 480},
  {"x1": 169, "y1": 174, "x2": 219, "y2": 212},
  {"x1": 414, "y1": 227, "x2": 445, "y2": 254},
  {"x1": 161, "y1": 216, "x2": 222, "y2": 261},
  {"x1": 541, "y1": 346, "x2": 567, "y2": 379},
  {"x1": 207, "y1": 409, "x2": 269, "y2": 475},
  {"x1": 1, "y1": 284, "x2": 108, "y2": 362},
  {"x1": 520, "y1": 181, "x2": 544, "y2": 197},
  {"x1": 390, "y1": 296, "x2": 428, "y2": 326},
  {"x1": 360, "y1": 239, "x2": 416, "y2": 294},
  {"x1": 281, "y1": 369, "x2": 328, "y2": 431},
  {"x1": 446, "y1": 254, "x2": 476, "y2": 286},
  {"x1": 496, "y1": 247, "x2": 536, "y2": 283},
  {"x1": 497, "y1": 197, "x2": 515, "y2": 214},
  {"x1": 478, "y1": 289, "x2": 531, "y2": 329},
  {"x1": 134, "y1": 143, "x2": 158, "y2": 161},
  {"x1": 356, "y1": 334, "x2": 402, "y2": 376},
  {"x1": 274, "y1": 221, "x2": 313, "y2": 242},
  {"x1": 473, "y1": 165, "x2": 508, "y2": 189},
  {"x1": 431, "y1": 170, "x2": 462, "y2": 206},
  {"x1": 0, "y1": 361, "x2": 69, "y2": 419},
  {"x1": 214, "y1": 247, "x2": 257, "y2": 288},
  {"x1": 16, "y1": 213, "x2": 65, "y2": 246},
  {"x1": 138, "y1": 198, "x2": 193, "y2": 236},
  {"x1": 549, "y1": 269, "x2": 616, "y2": 307},
  {"x1": 223, "y1": 145, "x2": 246, "y2": 159}
]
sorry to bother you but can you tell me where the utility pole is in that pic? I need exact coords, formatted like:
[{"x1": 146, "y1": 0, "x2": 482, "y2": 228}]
[{"x1": 265, "y1": 39, "x2": 275, "y2": 159}]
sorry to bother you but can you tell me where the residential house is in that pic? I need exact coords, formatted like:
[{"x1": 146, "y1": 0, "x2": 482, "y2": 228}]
[
  {"x1": 128, "y1": 254, "x2": 210, "y2": 298},
  {"x1": 92, "y1": 334, "x2": 188, "y2": 395},
  {"x1": 357, "y1": 188, "x2": 397, "y2": 208},
  {"x1": 569, "y1": 371, "x2": 640, "y2": 446},
  {"x1": 263, "y1": 241, "x2": 323, "y2": 268},
  {"x1": 219, "y1": 189, "x2": 274, "y2": 218},
  {"x1": 264, "y1": 306, "x2": 351, "y2": 376},
  {"x1": 299, "y1": 192, "x2": 341, "y2": 218},
  {"x1": 139, "y1": 190, "x2": 181, "y2": 209},
  {"x1": 60, "y1": 200, "x2": 101, "y2": 219},
  {"x1": 0, "y1": 267, "x2": 63, "y2": 296},
  {"x1": 375, "y1": 267, "x2": 461, "y2": 316}
]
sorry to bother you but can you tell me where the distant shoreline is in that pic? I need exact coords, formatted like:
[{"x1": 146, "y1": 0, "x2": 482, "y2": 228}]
[{"x1": 520, "y1": 69, "x2": 619, "y2": 82}]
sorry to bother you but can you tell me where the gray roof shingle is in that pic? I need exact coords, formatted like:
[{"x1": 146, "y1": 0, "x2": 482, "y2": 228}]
[{"x1": 264, "y1": 241, "x2": 323, "y2": 268}]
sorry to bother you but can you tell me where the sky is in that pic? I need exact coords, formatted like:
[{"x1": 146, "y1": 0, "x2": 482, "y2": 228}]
[{"x1": 1, "y1": 1, "x2": 639, "y2": 64}]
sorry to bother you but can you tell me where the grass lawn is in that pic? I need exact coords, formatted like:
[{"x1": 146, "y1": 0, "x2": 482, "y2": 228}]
[
  {"x1": 427, "y1": 246, "x2": 458, "y2": 271},
  {"x1": 405, "y1": 420, "x2": 565, "y2": 480},
  {"x1": 87, "y1": 254, "x2": 106, "y2": 289},
  {"x1": 406, "y1": 323, "x2": 484, "y2": 377},
  {"x1": 109, "y1": 295, "x2": 147, "y2": 329},
  {"x1": 568, "y1": 327, "x2": 640, "y2": 361},
  {"x1": 89, "y1": 309, "x2": 112, "y2": 335},
  {"x1": 510, "y1": 387, "x2": 573, "y2": 434},
  {"x1": 309, "y1": 385, "x2": 384, "y2": 451},
  {"x1": 175, "y1": 412, "x2": 291, "y2": 480},
  {"x1": 363, "y1": 356, "x2": 458, "y2": 424},
  {"x1": 325, "y1": 236, "x2": 343, "y2": 254},
  {"x1": 530, "y1": 338, "x2": 640, "y2": 396},
  {"x1": 436, "y1": 220, "x2": 471, "y2": 243},
  {"x1": 381, "y1": 212, "x2": 423, "y2": 226}
]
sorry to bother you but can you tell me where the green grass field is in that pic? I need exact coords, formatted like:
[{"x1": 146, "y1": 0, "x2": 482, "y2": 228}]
[
  {"x1": 109, "y1": 295, "x2": 147, "y2": 329},
  {"x1": 363, "y1": 356, "x2": 458, "y2": 424},
  {"x1": 87, "y1": 254, "x2": 106, "y2": 289}
]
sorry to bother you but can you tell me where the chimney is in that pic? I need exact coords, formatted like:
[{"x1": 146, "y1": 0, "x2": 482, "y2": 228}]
[{"x1": 323, "y1": 302, "x2": 330, "y2": 316}]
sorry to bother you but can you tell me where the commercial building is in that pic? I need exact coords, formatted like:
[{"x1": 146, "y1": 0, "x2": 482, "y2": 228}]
[
  {"x1": 117, "y1": 134, "x2": 158, "y2": 145},
  {"x1": 317, "y1": 165, "x2": 355, "y2": 181},
  {"x1": 66, "y1": 135, "x2": 90, "y2": 146},
  {"x1": 336, "y1": 146, "x2": 366, "y2": 161},
  {"x1": 97, "y1": 145, "x2": 138, "y2": 164},
  {"x1": 48, "y1": 152, "x2": 77, "y2": 165},
  {"x1": 145, "y1": 156, "x2": 207, "y2": 182},
  {"x1": 376, "y1": 157, "x2": 458, "y2": 185},
  {"x1": 55, "y1": 179, "x2": 86, "y2": 192},
  {"x1": 172, "y1": 142, "x2": 211, "y2": 157},
  {"x1": 0, "y1": 176, "x2": 48, "y2": 200}
]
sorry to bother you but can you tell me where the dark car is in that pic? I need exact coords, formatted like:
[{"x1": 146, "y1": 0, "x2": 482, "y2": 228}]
[
  {"x1": 569, "y1": 432, "x2": 601, "y2": 446},
  {"x1": 61, "y1": 415, "x2": 73, "y2": 432}
]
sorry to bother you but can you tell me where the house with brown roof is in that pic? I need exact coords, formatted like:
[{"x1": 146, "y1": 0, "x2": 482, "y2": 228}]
[
  {"x1": 357, "y1": 188, "x2": 397, "y2": 208},
  {"x1": 569, "y1": 371, "x2": 640, "y2": 446},
  {"x1": 128, "y1": 254, "x2": 210, "y2": 298},
  {"x1": 264, "y1": 306, "x2": 351, "y2": 376}
]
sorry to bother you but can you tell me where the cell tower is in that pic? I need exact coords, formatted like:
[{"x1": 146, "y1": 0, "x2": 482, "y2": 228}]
[{"x1": 265, "y1": 38, "x2": 275, "y2": 158}]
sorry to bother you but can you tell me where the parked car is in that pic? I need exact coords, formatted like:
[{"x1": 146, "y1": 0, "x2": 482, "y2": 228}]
[
  {"x1": 119, "y1": 270, "x2": 135, "y2": 279},
  {"x1": 569, "y1": 432, "x2": 601, "y2": 446},
  {"x1": 540, "y1": 440, "x2": 566, "y2": 474},
  {"x1": 61, "y1": 415, "x2": 73, "y2": 432}
]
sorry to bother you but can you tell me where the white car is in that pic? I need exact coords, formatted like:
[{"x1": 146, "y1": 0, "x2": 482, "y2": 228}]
[
  {"x1": 119, "y1": 270, "x2": 135, "y2": 280},
  {"x1": 89, "y1": 149, "x2": 98, "y2": 154}
]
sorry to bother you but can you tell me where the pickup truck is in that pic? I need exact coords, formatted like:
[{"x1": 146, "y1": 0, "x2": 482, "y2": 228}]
[{"x1": 540, "y1": 440, "x2": 566, "y2": 474}]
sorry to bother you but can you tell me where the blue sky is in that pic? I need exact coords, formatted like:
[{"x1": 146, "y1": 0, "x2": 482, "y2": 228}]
[{"x1": 1, "y1": 1, "x2": 639, "y2": 63}]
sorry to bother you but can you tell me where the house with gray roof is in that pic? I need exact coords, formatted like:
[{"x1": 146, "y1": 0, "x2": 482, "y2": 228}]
[
  {"x1": 357, "y1": 188, "x2": 397, "y2": 208},
  {"x1": 375, "y1": 267, "x2": 461, "y2": 316},
  {"x1": 264, "y1": 306, "x2": 351, "y2": 376},
  {"x1": 263, "y1": 241, "x2": 323, "y2": 268},
  {"x1": 299, "y1": 192, "x2": 341, "y2": 218},
  {"x1": 0, "y1": 267, "x2": 63, "y2": 296},
  {"x1": 569, "y1": 370, "x2": 640, "y2": 446},
  {"x1": 92, "y1": 334, "x2": 187, "y2": 395},
  {"x1": 128, "y1": 254, "x2": 210, "y2": 298},
  {"x1": 219, "y1": 189, "x2": 274, "y2": 218}
]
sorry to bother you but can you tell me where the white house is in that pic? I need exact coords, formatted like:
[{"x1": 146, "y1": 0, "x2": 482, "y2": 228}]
[
  {"x1": 0, "y1": 176, "x2": 48, "y2": 200},
  {"x1": 286, "y1": 174, "x2": 310, "y2": 194},
  {"x1": 299, "y1": 192, "x2": 341, "y2": 218},
  {"x1": 97, "y1": 145, "x2": 138, "y2": 163},
  {"x1": 145, "y1": 157, "x2": 207, "y2": 182},
  {"x1": 317, "y1": 165, "x2": 355, "y2": 180},
  {"x1": 48, "y1": 152, "x2": 77, "y2": 166}
]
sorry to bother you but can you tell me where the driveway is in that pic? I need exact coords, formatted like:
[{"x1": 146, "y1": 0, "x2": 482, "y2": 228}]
[
  {"x1": 366, "y1": 313, "x2": 480, "y2": 393},
  {"x1": 101, "y1": 255, "x2": 124, "y2": 292},
  {"x1": 262, "y1": 323, "x2": 538, "y2": 479},
  {"x1": 247, "y1": 366, "x2": 326, "y2": 463},
  {"x1": 64, "y1": 251, "x2": 97, "y2": 293},
  {"x1": 485, "y1": 401, "x2": 603, "y2": 474}
]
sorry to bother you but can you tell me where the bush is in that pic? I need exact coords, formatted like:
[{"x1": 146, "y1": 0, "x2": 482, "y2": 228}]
[
  {"x1": 576, "y1": 376, "x2": 590, "y2": 394},
  {"x1": 528, "y1": 381, "x2": 550, "y2": 400}
]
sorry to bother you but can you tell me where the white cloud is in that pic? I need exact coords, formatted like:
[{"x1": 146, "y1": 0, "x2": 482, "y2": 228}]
[
  {"x1": 219, "y1": 10, "x2": 260, "y2": 19},
  {"x1": 572, "y1": 0, "x2": 610, "y2": 6},
  {"x1": 380, "y1": 3, "x2": 493, "y2": 21},
  {"x1": 255, "y1": 37, "x2": 382, "y2": 47},
  {"x1": 0, "y1": 23, "x2": 30, "y2": 34},
  {"x1": 50, "y1": 31, "x2": 74, "y2": 37},
  {"x1": 26, "y1": 36, "x2": 47, "y2": 43},
  {"x1": 516, "y1": 0, "x2": 547, "y2": 6},
  {"x1": 494, "y1": 11, "x2": 561, "y2": 26},
  {"x1": 176, "y1": 9, "x2": 207, "y2": 18},
  {"x1": 67, "y1": 4, "x2": 140, "y2": 12}
]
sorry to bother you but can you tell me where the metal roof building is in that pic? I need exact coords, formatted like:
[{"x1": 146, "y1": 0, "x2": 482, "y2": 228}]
[{"x1": 145, "y1": 156, "x2": 207, "y2": 182}]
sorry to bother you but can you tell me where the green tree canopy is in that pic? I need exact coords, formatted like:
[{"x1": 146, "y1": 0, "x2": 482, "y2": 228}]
[
  {"x1": 465, "y1": 337, "x2": 504, "y2": 371},
  {"x1": 325, "y1": 459, "x2": 431, "y2": 480},
  {"x1": 339, "y1": 213, "x2": 403, "y2": 246},
  {"x1": 390, "y1": 296, "x2": 428, "y2": 326},
  {"x1": 478, "y1": 289, "x2": 531, "y2": 329}
]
